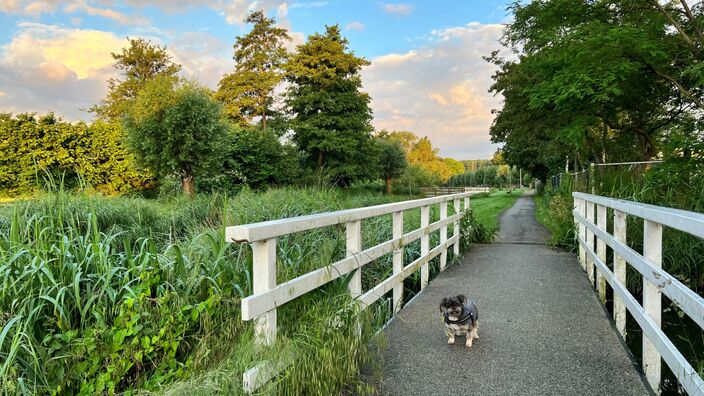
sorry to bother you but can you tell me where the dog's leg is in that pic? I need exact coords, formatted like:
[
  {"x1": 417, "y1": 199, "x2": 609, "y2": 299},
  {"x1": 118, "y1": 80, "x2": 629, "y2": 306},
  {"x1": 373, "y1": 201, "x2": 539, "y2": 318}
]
[
  {"x1": 472, "y1": 322, "x2": 479, "y2": 339},
  {"x1": 465, "y1": 336, "x2": 473, "y2": 348},
  {"x1": 448, "y1": 334, "x2": 455, "y2": 345}
]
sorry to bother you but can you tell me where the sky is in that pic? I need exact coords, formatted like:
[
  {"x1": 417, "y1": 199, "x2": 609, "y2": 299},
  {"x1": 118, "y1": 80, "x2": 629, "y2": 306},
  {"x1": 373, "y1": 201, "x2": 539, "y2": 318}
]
[{"x1": 0, "y1": 0, "x2": 513, "y2": 159}]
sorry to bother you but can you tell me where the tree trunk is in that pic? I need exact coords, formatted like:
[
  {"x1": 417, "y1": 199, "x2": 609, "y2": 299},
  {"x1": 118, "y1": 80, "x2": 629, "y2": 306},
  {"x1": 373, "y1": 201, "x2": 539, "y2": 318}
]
[
  {"x1": 317, "y1": 151, "x2": 325, "y2": 169},
  {"x1": 385, "y1": 176, "x2": 392, "y2": 194},
  {"x1": 182, "y1": 175, "x2": 195, "y2": 197},
  {"x1": 262, "y1": 108, "x2": 267, "y2": 130}
]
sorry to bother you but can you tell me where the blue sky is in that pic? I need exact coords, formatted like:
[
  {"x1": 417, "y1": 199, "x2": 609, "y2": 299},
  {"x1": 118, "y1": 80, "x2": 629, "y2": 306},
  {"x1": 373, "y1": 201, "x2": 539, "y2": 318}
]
[{"x1": 0, "y1": 0, "x2": 514, "y2": 159}]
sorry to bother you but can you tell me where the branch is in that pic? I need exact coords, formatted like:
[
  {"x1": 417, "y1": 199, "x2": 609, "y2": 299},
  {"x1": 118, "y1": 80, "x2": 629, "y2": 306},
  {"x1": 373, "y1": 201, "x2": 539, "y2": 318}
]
[
  {"x1": 679, "y1": 0, "x2": 704, "y2": 43},
  {"x1": 649, "y1": 0, "x2": 695, "y2": 47},
  {"x1": 650, "y1": 67, "x2": 704, "y2": 109}
]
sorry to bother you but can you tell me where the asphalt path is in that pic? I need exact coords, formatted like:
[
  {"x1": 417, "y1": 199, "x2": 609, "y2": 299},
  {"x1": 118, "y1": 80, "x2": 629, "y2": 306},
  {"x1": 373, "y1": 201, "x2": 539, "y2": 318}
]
[{"x1": 377, "y1": 193, "x2": 651, "y2": 395}]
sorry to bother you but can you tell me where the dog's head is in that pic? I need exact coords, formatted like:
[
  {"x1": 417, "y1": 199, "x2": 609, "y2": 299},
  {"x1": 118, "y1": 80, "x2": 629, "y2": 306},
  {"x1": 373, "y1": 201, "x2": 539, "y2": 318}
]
[{"x1": 439, "y1": 294, "x2": 467, "y2": 318}]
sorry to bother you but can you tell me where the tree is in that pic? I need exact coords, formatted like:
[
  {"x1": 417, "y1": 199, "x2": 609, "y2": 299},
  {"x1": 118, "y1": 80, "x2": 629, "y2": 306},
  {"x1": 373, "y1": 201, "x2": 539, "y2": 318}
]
[
  {"x1": 285, "y1": 25, "x2": 373, "y2": 185},
  {"x1": 376, "y1": 130, "x2": 419, "y2": 154},
  {"x1": 92, "y1": 38, "x2": 181, "y2": 122},
  {"x1": 376, "y1": 139, "x2": 407, "y2": 194},
  {"x1": 216, "y1": 11, "x2": 291, "y2": 128},
  {"x1": 489, "y1": 0, "x2": 704, "y2": 178},
  {"x1": 122, "y1": 77, "x2": 229, "y2": 196}
]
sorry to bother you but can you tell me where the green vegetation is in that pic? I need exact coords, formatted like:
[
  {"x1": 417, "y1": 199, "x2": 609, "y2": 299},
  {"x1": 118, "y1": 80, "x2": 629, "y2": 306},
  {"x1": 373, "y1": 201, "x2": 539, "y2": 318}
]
[{"x1": 0, "y1": 186, "x2": 484, "y2": 394}]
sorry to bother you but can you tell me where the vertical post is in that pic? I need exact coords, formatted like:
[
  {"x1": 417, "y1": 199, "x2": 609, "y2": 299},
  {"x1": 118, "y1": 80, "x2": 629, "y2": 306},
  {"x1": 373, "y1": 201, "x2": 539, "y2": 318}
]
[
  {"x1": 346, "y1": 220, "x2": 362, "y2": 298},
  {"x1": 585, "y1": 201, "x2": 595, "y2": 286},
  {"x1": 613, "y1": 210, "x2": 627, "y2": 339},
  {"x1": 392, "y1": 211, "x2": 404, "y2": 312},
  {"x1": 464, "y1": 195, "x2": 470, "y2": 212},
  {"x1": 252, "y1": 239, "x2": 277, "y2": 345},
  {"x1": 453, "y1": 198, "x2": 460, "y2": 255},
  {"x1": 596, "y1": 204, "x2": 607, "y2": 304},
  {"x1": 576, "y1": 198, "x2": 586, "y2": 270},
  {"x1": 643, "y1": 220, "x2": 662, "y2": 392},
  {"x1": 440, "y1": 201, "x2": 448, "y2": 271},
  {"x1": 590, "y1": 163, "x2": 596, "y2": 194},
  {"x1": 420, "y1": 205, "x2": 430, "y2": 289}
]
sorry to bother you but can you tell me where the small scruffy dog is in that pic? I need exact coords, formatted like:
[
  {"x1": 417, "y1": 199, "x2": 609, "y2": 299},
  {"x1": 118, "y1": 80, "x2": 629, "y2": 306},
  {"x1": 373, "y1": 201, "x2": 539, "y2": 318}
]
[{"x1": 439, "y1": 294, "x2": 479, "y2": 348}]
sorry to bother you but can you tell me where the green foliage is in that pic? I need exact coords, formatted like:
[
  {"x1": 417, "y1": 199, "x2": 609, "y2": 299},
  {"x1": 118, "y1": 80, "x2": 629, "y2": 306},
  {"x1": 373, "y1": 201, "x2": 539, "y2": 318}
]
[
  {"x1": 446, "y1": 165, "x2": 521, "y2": 188},
  {"x1": 0, "y1": 113, "x2": 151, "y2": 196},
  {"x1": 207, "y1": 127, "x2": 301, "y2": 190},
  {"x1": 374, "y1": 139, "x2": 407, "y2": 194},
  {"x1": 215, "y1": 11, "x2": 291, "y2": 128},
  {"x1": 285, "y1": 25, "x2": 374, "y2": 185},
  {"x1": 0, "y1": 187, "x2": 421, "y2": 395},
  {"x1": 490, "y1": 0, "x2": 704, "y2": 179},
  {"x1": 123, "y1": 78, "x2": 230, "y2": 195},
  {"x1": 92, "y1": 38, "x2": 182, "y2": 122}
]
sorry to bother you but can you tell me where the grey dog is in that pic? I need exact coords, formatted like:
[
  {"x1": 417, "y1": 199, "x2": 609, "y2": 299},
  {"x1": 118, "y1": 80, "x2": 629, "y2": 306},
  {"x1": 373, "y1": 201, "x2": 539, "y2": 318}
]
[{"x1": 439, "y1": 294, "x2": 479, "y2": 347}]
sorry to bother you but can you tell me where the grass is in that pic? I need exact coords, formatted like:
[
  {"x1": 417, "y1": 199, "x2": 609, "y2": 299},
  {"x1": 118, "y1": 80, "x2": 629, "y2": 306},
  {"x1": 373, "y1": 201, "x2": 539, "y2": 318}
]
[{"x1": 0, "y1": 186, "x2": 489, "y2": 395}]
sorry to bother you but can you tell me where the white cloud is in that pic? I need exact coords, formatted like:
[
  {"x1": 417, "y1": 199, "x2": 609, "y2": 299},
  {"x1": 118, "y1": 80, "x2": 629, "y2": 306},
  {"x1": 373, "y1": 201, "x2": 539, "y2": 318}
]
[
  {"x1": 290, "y1": 1, "x2": 328, "y2": 9},
  {"x1": 382, "y1": 3, "x2": 413, "y2": 16},
  {"x1": 345, "y1": 21, "x2": 365, "y2": 31},
  {"x1": 63, "y1": 2, "x2": 150, "y2": 25},
  {"x1": 362, "y1": 22, "x2": 507, "y2": 159}
]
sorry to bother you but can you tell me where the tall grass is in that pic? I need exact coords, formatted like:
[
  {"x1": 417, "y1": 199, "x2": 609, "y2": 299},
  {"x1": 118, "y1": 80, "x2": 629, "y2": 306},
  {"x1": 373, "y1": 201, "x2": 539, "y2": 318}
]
[{"x1": 1, "y1": 187, "x2": 480, "y2": 395}]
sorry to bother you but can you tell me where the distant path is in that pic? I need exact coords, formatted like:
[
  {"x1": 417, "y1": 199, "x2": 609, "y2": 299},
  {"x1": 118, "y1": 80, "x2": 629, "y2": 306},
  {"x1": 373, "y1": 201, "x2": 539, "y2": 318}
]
[{"x1": 377, "y1": 194, "x2": 650, "y2": 395}]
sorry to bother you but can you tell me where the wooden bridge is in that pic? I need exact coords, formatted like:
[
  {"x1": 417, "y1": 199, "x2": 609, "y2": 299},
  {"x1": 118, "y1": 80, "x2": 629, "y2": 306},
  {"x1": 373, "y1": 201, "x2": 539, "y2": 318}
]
[{"x1": 227, "y1": 191, "x2": 704, "y2": 395}]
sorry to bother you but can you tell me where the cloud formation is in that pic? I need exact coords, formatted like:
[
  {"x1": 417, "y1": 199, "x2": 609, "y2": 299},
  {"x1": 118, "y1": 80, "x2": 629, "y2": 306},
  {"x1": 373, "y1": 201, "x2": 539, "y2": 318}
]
[
  {"x1": 345, "y1": 21, "x2": 365, "y2": 31},
  {"x1": 382, "y1": 3, "x2": 413, "y2": 16},
  {"x1": 362, "y1": 22, "x2": 506, "y2": 159}
]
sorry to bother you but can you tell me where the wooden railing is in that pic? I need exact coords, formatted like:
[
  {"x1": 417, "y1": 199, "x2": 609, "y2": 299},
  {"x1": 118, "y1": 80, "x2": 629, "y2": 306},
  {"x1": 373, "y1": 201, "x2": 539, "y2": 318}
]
[
  {"x1": 421, "y1": 186, "x2": 490, "y2": 197},
  {"x1": 227, "y1": 192, "x2": 479, "y2": 393},
  {"x1": 573, "y1": 192, "x2": 704, "y2": 395}
]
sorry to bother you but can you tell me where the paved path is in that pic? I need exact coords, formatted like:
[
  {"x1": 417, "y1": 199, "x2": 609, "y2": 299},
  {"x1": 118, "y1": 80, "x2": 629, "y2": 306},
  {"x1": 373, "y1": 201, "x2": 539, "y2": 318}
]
[{"x1": 378, "y1": 194, "x2": 650, "y2": 395}]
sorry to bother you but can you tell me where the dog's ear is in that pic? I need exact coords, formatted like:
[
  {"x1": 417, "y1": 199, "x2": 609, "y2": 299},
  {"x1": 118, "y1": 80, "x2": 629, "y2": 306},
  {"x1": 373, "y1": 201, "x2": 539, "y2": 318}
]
[
  {"x1": 456, "y1": 294, "x2": 467, "y2": 304},
  {"x1": 439, "y1": 297, "x2": 448, "y2": 313}
]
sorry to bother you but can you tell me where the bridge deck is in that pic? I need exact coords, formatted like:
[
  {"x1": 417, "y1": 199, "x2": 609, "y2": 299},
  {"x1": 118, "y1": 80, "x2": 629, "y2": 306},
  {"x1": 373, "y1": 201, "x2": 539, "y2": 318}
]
[{"x1": 378, "y1": 194, "x2": 651, "y2": 395}]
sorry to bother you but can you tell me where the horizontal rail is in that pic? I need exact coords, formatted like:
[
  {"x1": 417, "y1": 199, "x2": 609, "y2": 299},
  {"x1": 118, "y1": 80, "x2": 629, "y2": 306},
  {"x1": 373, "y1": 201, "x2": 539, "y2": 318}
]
[
  {"x1": 359, "y1": 234, "x2": 459, "y2": 309},
  {"x1": 227, "y1": 191, "x2": 478, "y2": 243},
  {"x1": 577, "y1": 236, "x2": 704, "y2": 395},
  {"x1": 241, "y1": 213, "x2": 461, "y2": 320},
  {"x1": 574, "y1": 210, "x2": 704, "y2": 329},
  {"x1": 574, "y1": 192, "x2": 704, "y2": 239}
]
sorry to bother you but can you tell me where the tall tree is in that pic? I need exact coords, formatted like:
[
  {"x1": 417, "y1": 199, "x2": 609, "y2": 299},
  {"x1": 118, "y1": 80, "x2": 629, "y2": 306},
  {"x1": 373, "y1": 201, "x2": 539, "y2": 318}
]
[
  {"x1": 92, "y1": 38, "x2": 181, "y2": 121},
  {"x1": 122, "y1": 77, "x2": 229, "y2": 196},
  {"x1": 215, "y1": 11, "x2": 291, "y2": 128},
  {"x1": 285, "y1": 25, "x2": 373, "y2": 185}
]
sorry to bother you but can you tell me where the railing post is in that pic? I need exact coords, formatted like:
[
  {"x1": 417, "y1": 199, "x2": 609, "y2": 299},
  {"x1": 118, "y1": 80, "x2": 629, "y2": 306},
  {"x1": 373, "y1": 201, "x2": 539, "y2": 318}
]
[
  {"x1": 613, "y1": 210, "x2": 627, "y2": 339},
  {"x1": 440, "y1": 201, "x2": 448, "y2": 271},
  {"x1": 643, "y1": 220, "x2": 662, "y2": 392},
  {"x1": 346, "y1": 220, "x2": 362, "y2": 298},
  {"x1": 596, "y1": 204, "x2": 607, "y2": 304},
  {"x1": 575, "y1": 198, "x2": 586, "y2": 270},
  {"x1": 420, "y1": 205, "x2": 430, "y2": 289},
  {"x1": 585, "y1": 201, "x2": 595, "y2": 286},
  {"x1": 392, "y1": 211, "x2": 404, "y2": 312},
  {"x1": 453, "y1": 198, "x2": 460, "y2": 255},
  {"x1": 252, "y1": 239, "x2": 277, "y2": 345},
  {"x1": 464, "y1": 195, "x2": 470, "y2": 212}
]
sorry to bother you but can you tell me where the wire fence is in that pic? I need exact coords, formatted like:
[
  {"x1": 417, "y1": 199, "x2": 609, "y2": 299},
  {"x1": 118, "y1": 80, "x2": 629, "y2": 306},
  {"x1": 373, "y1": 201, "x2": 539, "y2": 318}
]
[{"x1": 549, "y1": 160, "x2": 664, "y2": 193}]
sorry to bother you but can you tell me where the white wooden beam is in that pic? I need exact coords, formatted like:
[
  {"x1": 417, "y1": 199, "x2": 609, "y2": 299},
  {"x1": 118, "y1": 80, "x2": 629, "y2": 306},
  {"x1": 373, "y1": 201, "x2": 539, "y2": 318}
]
[
  {"x1": 596, "y1": 204, "x2": 607, "y2": 304},
  {"x1": 420, "y1": 205, "x2": 430, "y2": 289},
  {"x1": 346, "y1": 220, "x2": 362, "y2": 298},
  {"x1": 613, "y1": 209, "x2": 627, "y2": 339},
  {"x1": 440, "y1": 201, "x2": 448, "y2": 271},
  {"x1": 252, "y1": 239, "x2": 276, "y2": 345},
  {"x1": 392, "y1": 211, "x2": 404, "y2": 313},
  {"x1": 643, "y1": 219, "x2": 662, "y2": 392}
]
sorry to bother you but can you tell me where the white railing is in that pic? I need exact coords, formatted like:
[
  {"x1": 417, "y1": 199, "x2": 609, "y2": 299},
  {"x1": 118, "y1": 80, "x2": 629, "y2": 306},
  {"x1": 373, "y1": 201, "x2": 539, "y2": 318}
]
[
  {"x1": 420, "y1": 186, "x2": 490, "y2": 197},
  {"x1": 227, "y1": 192, "x2": 478, "y2": 393},
  {"x1": 573, "y1": 192, "x2": 704, "y2": 395}
]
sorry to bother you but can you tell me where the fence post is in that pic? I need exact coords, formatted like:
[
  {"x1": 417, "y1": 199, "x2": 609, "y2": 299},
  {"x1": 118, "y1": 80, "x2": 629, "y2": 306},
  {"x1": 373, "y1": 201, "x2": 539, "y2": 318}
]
[
  {"x1": 590, "y1": 163, "x2": 595, "y2": 194},
  {"x1": 440, "y1": 201, "x2": 448, "y2": 271},
  {"x1": 613, "y1": 210, "x2": 627, "y2": 339},
  {"x1": 585, "y1": 201, "x2": 595, "y2": 286},
  {"x1": 346, "y1": 220, "x2": 362, "y2": 298},
  {"x1": 643, "y1": 220, "x2": 662, "y2": 392},
  {"x1": 575, "y1": 198, "x2": 586, "y2": 270},
  {"x1": 453, "y1": 198, "x2": 460, "y2": 255},
  {"x1": 420, "y1": 205, "x2": 430, "y2": 289},
  {"x1": 392, "y1": 211, "x2": 404, "y2": 312},
  {"x1": 596, "y1": 204, "x2": 607, "y2": 304},
  {"x1": 252, "y1": 239, "x2": 277, "y2": 345},
  {"x1": 464, "y1": 195, "x2": 470, "y2": 211}
]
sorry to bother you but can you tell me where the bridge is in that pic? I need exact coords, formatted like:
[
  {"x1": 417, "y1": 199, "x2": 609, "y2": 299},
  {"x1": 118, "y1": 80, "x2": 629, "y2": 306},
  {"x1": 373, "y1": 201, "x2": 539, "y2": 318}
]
[{"x1": 227, "y1": 191, "x2": 704, "y2": 395}]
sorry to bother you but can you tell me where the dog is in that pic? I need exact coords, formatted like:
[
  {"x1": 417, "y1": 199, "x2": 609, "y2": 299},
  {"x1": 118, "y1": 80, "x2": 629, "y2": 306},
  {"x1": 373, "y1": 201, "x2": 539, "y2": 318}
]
[{"x1": 439, "y1": 294, "x2": 479, "y2": 348}]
